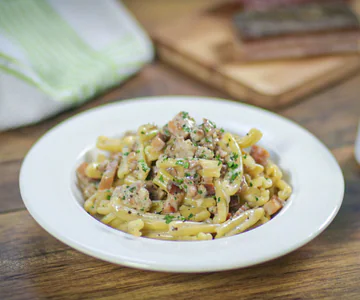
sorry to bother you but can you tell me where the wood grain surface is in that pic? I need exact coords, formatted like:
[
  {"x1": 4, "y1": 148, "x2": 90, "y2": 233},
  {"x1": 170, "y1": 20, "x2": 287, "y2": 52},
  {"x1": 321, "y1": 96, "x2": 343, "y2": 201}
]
[
  {"x1": 153, "y1": 0, "x2": 360, "y2": 108},
  {"x1": 0, "y1": 1, "x2": 360, "y2": 299}
]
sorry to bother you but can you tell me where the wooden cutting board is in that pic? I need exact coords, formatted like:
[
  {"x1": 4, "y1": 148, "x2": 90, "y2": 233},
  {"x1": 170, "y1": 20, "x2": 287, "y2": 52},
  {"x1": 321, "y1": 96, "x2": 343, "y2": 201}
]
[{"x1": 152, "y1": 1, "x2": 360, "y2": 108}]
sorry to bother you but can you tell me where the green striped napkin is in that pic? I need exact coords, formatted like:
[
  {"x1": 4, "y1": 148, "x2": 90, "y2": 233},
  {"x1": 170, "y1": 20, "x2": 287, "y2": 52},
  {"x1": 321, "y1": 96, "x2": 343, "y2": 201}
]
[{"x1": 0, "y1": 0, "x2": 153, "y2": 131}]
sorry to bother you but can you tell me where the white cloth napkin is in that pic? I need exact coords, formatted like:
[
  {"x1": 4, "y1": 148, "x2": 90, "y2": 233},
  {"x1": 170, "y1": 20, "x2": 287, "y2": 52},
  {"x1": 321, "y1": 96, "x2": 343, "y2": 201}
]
[{"x1": 0, "y1": 0, "x2": 153, "y2": 131}]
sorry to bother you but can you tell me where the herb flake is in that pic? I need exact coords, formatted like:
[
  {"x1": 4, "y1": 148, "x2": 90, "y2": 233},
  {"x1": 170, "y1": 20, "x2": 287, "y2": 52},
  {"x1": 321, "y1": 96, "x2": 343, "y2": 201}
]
[{"x1": 164, "y1": 215, "x2": 175, "y2": 224}]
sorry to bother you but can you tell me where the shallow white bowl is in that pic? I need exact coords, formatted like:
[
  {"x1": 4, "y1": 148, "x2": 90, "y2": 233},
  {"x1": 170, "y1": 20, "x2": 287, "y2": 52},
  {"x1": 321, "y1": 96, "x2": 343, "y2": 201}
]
[{"x1": 19, "y1": 96, "x2": 344, "y2": 273}]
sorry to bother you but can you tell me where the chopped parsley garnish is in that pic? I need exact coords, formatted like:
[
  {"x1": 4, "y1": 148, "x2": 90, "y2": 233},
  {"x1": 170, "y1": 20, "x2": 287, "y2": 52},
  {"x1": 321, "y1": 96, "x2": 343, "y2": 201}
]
[
  {"x1": 217, "y1": 197, "x2": 221, "y2": 203},
  {"x1": 243, "y1": 154, "x2": 247, "y2": 159},
  {"x1": 136, "y1": 150, "x2": 140, "y2": 153},
  {"x1": 176, "y1": 160, "x2": 189, "y2": 168},
  {"x1": 162, "y1": 156, "x2": 169, "y2": 161},
  {"x1": 176, "y1": 160, "x2": 184, "y2": 166},
  {"x1": 249, "y1": 182, "x2": 253, "y2": 187},
  {"x1": 232, "y1": 153, "x2": 239, "y2": 160},
  {"x1": 139, "y1": 159, "x2": 149, "y2": 172},
  {"x1": 182, "y1": 111, "x2": 189, "y2": 119},
  {"x1": 164, "y1": 215, "x2": 175, "y2": 224},
  {"x1": 209, "y1": 120, "x2": 216, "y2": 128},
  {"x1": 129, "y1": 186, "x2": 136, "y2": 192},
  {"x1": 106, "y1": 195, "x2": 111, "y2": 200},
  {"x1": 205, "y1": 127, "x2": 209, "y2": 133},
  {"x1": 182, "y1": 124, "x2": 191, "y2": 133},
  {"x1": 140, "y1": 208, "x2": 145, "y2": 211},
  {"x1": 194, "y1": 173, "x2": 198, "y2": 178},
  {"x1": 122, "y1": 196, "x2": 125, "y2": 200},
  {"x1": 159, "y1": 175, "x2": 164, "y2": 183},
  {"x1": 185, "y1": 172, "x2": 191, "y2": 177},
  {"x1": 216, "y1": 155, "x2": 222, "y2": 165},
  {"x1": 164, "y1": 128, "x2": 170, "y2": 135},
  {"x1": 255, "y1": 197, "x2": 259, "y2": 201},
  {"x1": 220, "y1": 128, "x2": 225, "y2": 133},
  {"x1": 188, "y1": 213, "x2": 194, "y2": 220},
  {"x1": 230, "y1": 172, "x2": 239, "y2": 182},
  {"x1": 227, "y1": 161, "x2": 238, "y2": 169},
  {"x1": 174, "y1": 178, "x2": 184, "y2": 185},
  {"x1": 141, "y1": 131, "x2": 145, "y2": 134},
  {"x1": 123, "y1": 152, "x2": 129, "y2": 156},
  {"x1": 205, "y1": 137, "x2": 211, "y2": 143},
  {"x1": 198, "y1": 190, "x2": 203, "y2": 194}
]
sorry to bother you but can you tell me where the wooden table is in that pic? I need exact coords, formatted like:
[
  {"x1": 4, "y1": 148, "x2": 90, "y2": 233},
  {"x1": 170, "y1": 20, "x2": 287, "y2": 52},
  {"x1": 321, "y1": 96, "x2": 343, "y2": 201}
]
[{"x1": 1, "y1": 1, "x2": 360, "y2": 299}]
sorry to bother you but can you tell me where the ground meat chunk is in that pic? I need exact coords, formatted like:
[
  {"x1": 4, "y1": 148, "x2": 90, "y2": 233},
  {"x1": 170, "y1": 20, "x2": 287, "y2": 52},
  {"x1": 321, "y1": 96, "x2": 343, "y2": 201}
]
[
  {"x1": 190, "y1": 127, "x2": 205, "y2": 142},
  {"x1": 167, "y1": 112, "x2": 196, "y2": 138},
  {"x1": 113, "y1": 181, "x2": 152, "y2": 211},
  {"x1": 202, "y1": 119, "x2": 217, "y2": 136},
  {"x1": 146, "y1": 181, "x2": 166, "y2": 200},
  {"x1": 250, "y1": 145, "x2": 270, "y2": 166},
  {"x1": 195, "y1": 146, "x2": 214, "y2": 159},
  {"x1": 165, "y1": 137, "x2": 196, "y2": 158}
]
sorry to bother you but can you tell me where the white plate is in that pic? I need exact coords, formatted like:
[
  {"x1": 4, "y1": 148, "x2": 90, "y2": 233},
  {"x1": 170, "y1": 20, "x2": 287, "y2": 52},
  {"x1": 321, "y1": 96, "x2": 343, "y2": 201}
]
[{"x1": 19, "y1": 96, "x2": 344, "y2": 273}]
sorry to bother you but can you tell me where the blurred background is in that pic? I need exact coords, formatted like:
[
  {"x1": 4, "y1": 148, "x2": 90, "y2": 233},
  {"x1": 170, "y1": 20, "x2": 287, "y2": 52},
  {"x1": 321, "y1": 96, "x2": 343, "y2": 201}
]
[{"x1": 1, "y1": 0, "x2": 358, "y2": 161}]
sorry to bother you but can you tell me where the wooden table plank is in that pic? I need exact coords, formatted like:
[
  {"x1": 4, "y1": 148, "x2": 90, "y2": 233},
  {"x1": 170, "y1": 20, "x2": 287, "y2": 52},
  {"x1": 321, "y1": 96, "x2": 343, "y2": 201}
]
[
  {"x1": 1, "y1": 193, "x2": 360, "y2": 300},
  {"x1": 0, "y1": 1, "x2": 360, "y2": 299}
]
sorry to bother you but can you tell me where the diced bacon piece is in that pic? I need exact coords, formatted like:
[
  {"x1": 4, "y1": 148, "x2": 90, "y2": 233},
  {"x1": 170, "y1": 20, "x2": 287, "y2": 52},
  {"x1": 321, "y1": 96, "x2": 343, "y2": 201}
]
[
  {"x1": 234, "y1": 204, "x2": 250, "y2": 217},
  {"x1": 151, "y1": 134, "x2": 166, "y2": 151},
  {"x1": 250, "y1": 145, "x2": 270, "y2": 166},
  {"x1": 203, "y1": 183, "x2": 215, "y2": 196},
  {"x1": 77, "y1": 162, "x2": 88, "y2": 177},
  {"x1": 167, "y1": 181, "x2": 182, "y2": 195},
  {"x1": 98, "y1": 160, "x2": 119, "y2": 190},
  {"x1": 264, "y1": 195, "x2": 283, "y2": 216},
  {"x1": 163, "y1": 193, "x2": 185, "y2": 214}
]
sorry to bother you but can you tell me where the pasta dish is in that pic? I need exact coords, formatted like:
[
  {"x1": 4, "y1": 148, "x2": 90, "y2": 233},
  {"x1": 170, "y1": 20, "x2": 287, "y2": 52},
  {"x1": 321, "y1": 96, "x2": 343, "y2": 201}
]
[{"x1": 76, "y1": 112, "x2": 292, "y2": 241}]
